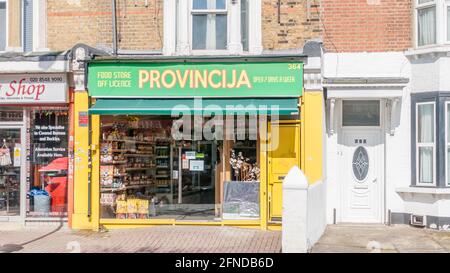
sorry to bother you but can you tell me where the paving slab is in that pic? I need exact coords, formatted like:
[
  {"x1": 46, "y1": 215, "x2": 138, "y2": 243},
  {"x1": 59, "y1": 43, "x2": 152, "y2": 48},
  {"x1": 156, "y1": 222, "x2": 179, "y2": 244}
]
[
  {"x1": 0, "y1": 225, "x2": 281, "y2": 253},
  {"x1": 312, "y1": 224, "x2": 450, "y2": 253}
]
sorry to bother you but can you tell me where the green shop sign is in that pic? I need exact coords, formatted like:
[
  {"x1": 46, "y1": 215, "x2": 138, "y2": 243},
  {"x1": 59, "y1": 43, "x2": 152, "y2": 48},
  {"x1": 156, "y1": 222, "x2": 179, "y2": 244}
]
[{"x1": 88, "y1": 62, "x2": 303, "y2": 98}]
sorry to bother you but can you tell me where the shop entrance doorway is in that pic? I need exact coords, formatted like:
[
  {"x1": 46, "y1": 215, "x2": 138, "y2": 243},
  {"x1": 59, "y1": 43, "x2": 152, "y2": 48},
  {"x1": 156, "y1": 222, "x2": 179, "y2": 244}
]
[
  {"x1": 268, "y1": 121, "x2": 301, "y2": 222},
  {"x1": 165, "y1": 141, "x2": 217, "y2": 220}
]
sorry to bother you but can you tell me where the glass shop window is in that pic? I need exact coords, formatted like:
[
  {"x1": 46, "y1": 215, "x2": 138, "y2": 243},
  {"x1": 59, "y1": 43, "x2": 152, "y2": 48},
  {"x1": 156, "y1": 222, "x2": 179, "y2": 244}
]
[{"x1": 27, "y1": 110, "x2": 69, "y2": 218}]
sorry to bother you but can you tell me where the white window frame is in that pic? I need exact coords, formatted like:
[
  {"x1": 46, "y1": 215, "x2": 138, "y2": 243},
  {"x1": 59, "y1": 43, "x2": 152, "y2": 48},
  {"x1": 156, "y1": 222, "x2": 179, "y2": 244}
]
[
  {"x1": 446, "y1": 102, "x2": 450, "y2": 186},
  {"x1": 189, "y1": 0, "x2": 229, "y2": 55},
  {"x1": 0, "y1": 0, "x2": 47, "y2": 53},
  {"x1": 415, "y1": 0, "x2": 438, "y2": 48},
  {"x1": 0, "y1": 0, "x2": 8, "y2": 53},
  {"x1": 416, "y1": 102, "x2": 437, "y2": 187},
  {"x1": 163, "y1": 0, "x2": 262, "y2": 56},
  {"x1": 446, "y1": 0, "x2": 450, "y2": 43},
  {"x1": 414, "y1": 0, "x2": 450, "y2": 48}
]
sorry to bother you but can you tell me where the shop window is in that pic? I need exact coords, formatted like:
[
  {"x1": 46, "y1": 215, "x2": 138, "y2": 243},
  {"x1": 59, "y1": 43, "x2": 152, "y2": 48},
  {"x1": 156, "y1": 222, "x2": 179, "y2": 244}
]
[
  {"x1": 0, "y1": 107, "x2": 24, "y2": 122},
  {"x1": 342, "y1": 100, "x2": 381, "y2": 127},
  {"x1": 416, "y1": 102, "x2": 436, "y2": 186},
  {"x1": 27, "y1": 110, "x2": 69, "y2": 218},
  {"x1": 0, "y1": 129, "x2": 21, "y2": 217},
  {"x1": 0, "y1": 1, "x2": 6, "y2": 51},
  {"x1": 99, "y1": 115, "x2": 261, "y2": 221},
  {"x1": 192, "y1": 0, "x2": 228, "y2": 50}
]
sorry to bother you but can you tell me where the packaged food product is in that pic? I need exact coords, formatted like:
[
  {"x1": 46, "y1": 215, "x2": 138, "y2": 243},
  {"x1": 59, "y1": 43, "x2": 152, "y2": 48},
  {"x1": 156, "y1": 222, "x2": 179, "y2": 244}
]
[
  {"x1": 138, "y1": 199, "x2": 149, "y2": 215},
  {"x1": 116, "y1": 200, "x2": 127, "y2": 214},
  {"x1": 127, "y1": 199, "x2": 138, "y2": 219}
]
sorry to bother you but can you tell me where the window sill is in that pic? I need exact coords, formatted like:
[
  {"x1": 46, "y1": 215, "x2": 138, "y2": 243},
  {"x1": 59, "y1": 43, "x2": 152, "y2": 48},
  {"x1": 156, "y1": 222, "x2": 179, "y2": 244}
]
[
  {"x1": 396, "y1": 187, "x2": 450, "y2": 195},
  {"x1": 405, "y1": 45, "x2": 450, "y2": 58}
]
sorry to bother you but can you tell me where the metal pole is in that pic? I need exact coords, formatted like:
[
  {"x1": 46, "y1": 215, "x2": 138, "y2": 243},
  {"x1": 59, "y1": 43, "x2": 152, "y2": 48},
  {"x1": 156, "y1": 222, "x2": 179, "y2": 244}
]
[{"x1": 112, "y1": 0, "x2": 118, "y2": 55}]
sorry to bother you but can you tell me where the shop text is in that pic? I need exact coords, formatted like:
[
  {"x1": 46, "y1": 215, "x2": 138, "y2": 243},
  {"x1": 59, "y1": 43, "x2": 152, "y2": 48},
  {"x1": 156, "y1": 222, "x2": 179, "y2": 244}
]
[
  {"x1": 0, "y1": 75, "x2": 65, "y2": 102},
  {"x1": 96, "y1": 69, "x2": 253, "y2": 90}
]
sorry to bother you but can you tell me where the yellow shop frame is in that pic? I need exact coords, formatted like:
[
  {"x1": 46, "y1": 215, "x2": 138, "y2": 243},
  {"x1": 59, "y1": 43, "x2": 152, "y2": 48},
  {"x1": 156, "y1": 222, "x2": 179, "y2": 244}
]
[{"x1": 71, "y1": 59, "x2": 324, "y2": 231}]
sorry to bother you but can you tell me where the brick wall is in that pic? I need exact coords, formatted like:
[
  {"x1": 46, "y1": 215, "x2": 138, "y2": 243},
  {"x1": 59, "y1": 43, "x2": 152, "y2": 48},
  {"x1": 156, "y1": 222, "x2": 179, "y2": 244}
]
[
  {"x1": 47, "y1": 0, "x2": 163, "y2": 52},
  {"x1": 322, "y1": 0, "x2": 412, "y2": 52},
  {"x1": 47, "y1": 0, "x2": 320, "y2": 52},
  {"x1": 262, "y1": 0, "x2": 322, "y2": 50}
]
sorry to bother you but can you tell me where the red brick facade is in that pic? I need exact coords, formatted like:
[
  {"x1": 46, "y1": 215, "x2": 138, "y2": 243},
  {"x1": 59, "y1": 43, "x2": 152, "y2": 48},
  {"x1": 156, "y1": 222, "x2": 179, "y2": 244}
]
[{"x1": 322, "y1": 0, "x2": 412, "y2": 52}]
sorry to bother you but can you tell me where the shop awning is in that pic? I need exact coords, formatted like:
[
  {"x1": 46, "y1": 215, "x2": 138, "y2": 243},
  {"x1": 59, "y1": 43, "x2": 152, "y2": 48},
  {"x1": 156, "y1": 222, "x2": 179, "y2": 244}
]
[{"x1": 89, "y1": 99, "x2": 300, "y2": 116}]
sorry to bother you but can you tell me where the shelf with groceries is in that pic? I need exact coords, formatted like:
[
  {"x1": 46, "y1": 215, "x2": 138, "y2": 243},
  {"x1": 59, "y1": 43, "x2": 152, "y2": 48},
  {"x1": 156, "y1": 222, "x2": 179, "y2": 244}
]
[{"x1": 99, "y1": 118, "x2": 176, "y2": 219}]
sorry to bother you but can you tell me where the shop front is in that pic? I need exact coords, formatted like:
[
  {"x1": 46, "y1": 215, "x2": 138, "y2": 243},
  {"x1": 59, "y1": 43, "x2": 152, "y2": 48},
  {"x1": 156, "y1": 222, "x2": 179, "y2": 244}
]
[
  {"x1": 0, "y1": 73, "x2": 71, "y2": 223},
  {"x1": 79, "y1": 58, "x2": 311, "y2": 230}
]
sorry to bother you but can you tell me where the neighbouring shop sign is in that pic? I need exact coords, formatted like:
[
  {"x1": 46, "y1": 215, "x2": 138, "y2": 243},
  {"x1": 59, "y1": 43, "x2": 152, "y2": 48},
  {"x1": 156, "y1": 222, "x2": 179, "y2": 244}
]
[
  {"x1": 0, "y1": 74, "x2": 68, "y2": 104},
  {"x1": 88, "y1": 62, "x2": 303, "y2": 98},
  {"x1": 32, "y1": 112, "x2": 69, "y2": 164}
]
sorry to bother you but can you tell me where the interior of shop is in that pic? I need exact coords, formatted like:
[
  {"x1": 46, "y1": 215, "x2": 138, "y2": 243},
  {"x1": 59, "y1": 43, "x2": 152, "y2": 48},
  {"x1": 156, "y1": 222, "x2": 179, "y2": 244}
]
[
  {"x1": 99, "y1": 115, "x2": 261, "y2": 221},
  {"x1": 28, "y1": 109, "x2": 69, "y2": 218},
  {"x1": 0, "y1": 128, "x2": 21, "y2": 217}
]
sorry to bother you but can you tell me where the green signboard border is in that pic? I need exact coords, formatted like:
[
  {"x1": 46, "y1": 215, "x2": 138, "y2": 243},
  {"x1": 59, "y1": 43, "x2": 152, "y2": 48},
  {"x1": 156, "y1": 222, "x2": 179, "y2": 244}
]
[{"x1": 88, "y1": 61, "x2": 304, "y2": 98}]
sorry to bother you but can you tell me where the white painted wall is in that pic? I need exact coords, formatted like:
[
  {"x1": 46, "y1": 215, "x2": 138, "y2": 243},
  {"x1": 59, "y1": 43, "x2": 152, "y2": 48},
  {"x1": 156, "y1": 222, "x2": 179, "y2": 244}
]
[
  {"x1": 0, "y1": 60, "x2": 69, "y2": 73},
  {"x1": 324, "y1": 52, "x2": 412, "y2": 224},
  {"x1": 324, "y1": 52, "x2": 410, "y2": 79},
  {"x1": 282, "y1": 167, "x2": 327, "y2": 253},
  {"x1": 306, "y1": 180, "x2": 327, "y2": 247},
  {"x1": 384, "y1": 87, "x2": 411, "y2": 215},
  {"x1": 409, "y1": 54, "x2": 450, "y2": 93}
]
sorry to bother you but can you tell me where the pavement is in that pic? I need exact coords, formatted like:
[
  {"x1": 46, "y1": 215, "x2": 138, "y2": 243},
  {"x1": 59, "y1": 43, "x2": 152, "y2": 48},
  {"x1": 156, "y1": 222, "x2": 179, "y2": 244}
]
[
  {"x1": 2, "y1": 223, "x2": 448, "y2": 253},
  {"x1": 312, "y1": 224, "x2": 450, "y2": 253},
  {"x1": 0, "y1": 225, "x2": 282, "y2": 253}
]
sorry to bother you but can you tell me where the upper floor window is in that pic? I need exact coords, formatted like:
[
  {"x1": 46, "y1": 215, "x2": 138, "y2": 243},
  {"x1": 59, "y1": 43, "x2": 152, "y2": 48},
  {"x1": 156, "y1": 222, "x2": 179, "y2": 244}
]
[
  {"x1": 417, "y1": 0, "x2": 436, "y2": 46},
  {"x1": 22, "y1": 0, "x2": 33, "y2": 52},
  {"x1": 0, "y1": 0, "x2": 36, "y2": 53},
  {"x1": 447, "y1": 3, "x2": 450, "y2": 41},
  {"x1": 0, "y1": 0, "x2": 6, "y2": 51},
  {"x1": 165, "y1": 0, "x2": 261, "y2": 56},
  {"x1": 415, "y1": 0, "x2": 450, "y2": 47},
  {"x1": 192, "y1": 0, "x2": 227, "y2": 50}
]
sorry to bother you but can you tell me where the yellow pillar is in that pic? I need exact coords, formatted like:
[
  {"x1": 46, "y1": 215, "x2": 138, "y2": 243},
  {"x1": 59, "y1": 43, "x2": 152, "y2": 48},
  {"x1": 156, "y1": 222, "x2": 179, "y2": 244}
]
[
  {"x1": 301, "y1": 91, "x2": 325, "y2": 185},
  {"x1": 259, "y1": 125, "x2": 268, "y2": 230},
  {"x1": 91, "y1": 115, "x2": 101, "y2": 231},
  {"x1": 72, "y1": 91, "x2": 93, "y2": 229}
]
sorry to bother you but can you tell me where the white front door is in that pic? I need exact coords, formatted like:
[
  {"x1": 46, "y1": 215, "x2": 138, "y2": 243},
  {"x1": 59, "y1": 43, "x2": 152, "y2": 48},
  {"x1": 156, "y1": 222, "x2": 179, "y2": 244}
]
[{"x1": 341, "y1": 130, "x2": 383, "y2": 223}]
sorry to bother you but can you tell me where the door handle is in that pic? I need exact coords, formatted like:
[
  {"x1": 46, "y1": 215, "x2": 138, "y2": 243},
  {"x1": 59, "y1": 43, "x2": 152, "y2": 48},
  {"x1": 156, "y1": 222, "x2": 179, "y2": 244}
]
[{"x1": 373, "y1": 178, "x2": 378, "y2": 183}]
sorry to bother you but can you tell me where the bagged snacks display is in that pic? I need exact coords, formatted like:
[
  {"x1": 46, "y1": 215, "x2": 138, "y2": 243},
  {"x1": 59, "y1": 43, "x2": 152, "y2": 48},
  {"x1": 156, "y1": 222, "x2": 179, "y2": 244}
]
[
  {"x1": 138, "y1": 199, "x2": 149, "y2": 219},
  {"x1": 127, "y1": 199, "x2": 138, "y2": 219},
  {"x1": 116, "y1": 200, "x2": 127, "y2": 219}
]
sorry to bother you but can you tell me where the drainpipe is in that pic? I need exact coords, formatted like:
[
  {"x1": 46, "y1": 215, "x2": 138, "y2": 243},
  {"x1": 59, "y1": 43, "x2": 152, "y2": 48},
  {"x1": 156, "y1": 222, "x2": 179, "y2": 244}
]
[{"x1": 112, "y1": 0, "x2": 118, "y2": 55}]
